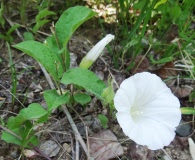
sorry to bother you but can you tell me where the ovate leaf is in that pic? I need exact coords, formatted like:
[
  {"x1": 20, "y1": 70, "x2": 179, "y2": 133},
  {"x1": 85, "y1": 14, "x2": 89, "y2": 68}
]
[
  {"x1": 7, "y1": 115, "x2": 26, "y2": 129},
  {"x1": 170, "y1": 6, "x2": 181, "y2": 21},
  {"x1": 73, "y1": 93, "x2": 91, "y2": 105},
  {"x1": 44, "y1": 89, "x2": 70, "y2": 111},
  {"x1": 1, "y1": 128, "x2": 22, "y2": 146},
  {"x1": 19, "y1": 103, "x2": 47, "y2": 120},
  {"x1": 55, "y1": 6, "x2": 97, "y2": 47},
  {"x1": 101, "y1": 81, "x2": 115, "y2": 105},
  {"x1": 61, "y1": 68, "x2": 106, "y2": 99},
  {"x1": 13, "y1": 41, "x2": 63, "y2": 80}
]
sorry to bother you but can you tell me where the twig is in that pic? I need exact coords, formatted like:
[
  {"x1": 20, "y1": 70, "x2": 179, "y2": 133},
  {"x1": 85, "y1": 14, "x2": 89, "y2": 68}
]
[
  {"x1": 38, "y1": 62, "x2": 55, "y2": 89},
  {"x1": 39, "y1": 64, "x2": 92, "y2": 159},
  {"x1": 162, "y1": 149, "x2": 172, "y2": 160},
  {"x1": 4, "y1": 15, "x2": 24, "y2": 41},
  {"x1": 75, "y1": 136, "x2": 79, "y2": 160},
  {"x1": 61, "y1": 105, "x2": 92, "y2": 159}
]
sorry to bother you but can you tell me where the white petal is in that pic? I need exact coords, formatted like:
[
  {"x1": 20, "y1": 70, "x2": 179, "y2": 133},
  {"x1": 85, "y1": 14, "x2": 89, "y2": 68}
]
[
  {"x1": 86, "y1": 34, "x2": 114, "y2": 61},
  {"x1": 114, "y1": 72, "x2": 181, "y2": 150},
  {"x1": 119, "y1": 77, "x2": 137, "y2": 105},
  {"x1": 114, "y1": 77, "x2": 137, "y2": 112},
  {"x1": 132, "y1": 72, "x2": 170, "y2": 106},
  {"x1": 142, "y1": 91, "x2": 181, "y2": 127},
  {"x1": 114, "y1": 89, "x2": 131, "y2": 112},
  {"x1": 138, "y1": 119, "x2": 176, "y2": 150},
  {"x1": 116, "y1": 112, "x2": 135, "y2": 136}
]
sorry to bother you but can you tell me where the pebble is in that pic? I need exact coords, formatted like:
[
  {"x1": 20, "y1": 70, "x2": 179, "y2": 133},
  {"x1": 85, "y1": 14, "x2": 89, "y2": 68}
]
[{"x1": 176, "y1": 120, "x2": 192, "y2": 137}]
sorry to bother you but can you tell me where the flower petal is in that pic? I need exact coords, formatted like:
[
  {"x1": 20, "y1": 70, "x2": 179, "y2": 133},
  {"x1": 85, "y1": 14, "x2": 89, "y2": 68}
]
[
  {"x1": 132, "y1": 72, "x2": 170, "y2": 106},
  {"x1": 114, "y1": 72, "x2": 181, "y2": 150},
  {"x1": 137, "y1": 118, "x2": 176, "y2": 150},
  {"x1": 116, "y1": 112, "x2": 136, "y2": 136},
  {"x1": 141, "y1": 91, "x2": 181, "y2": 127},
  {"x1": 86, "y1": 34, "x2": 114, "y2": 61}
]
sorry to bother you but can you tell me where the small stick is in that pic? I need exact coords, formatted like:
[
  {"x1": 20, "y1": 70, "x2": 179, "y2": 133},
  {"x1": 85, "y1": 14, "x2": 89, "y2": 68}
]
[
  {"x1": 61, "y1": 105, "x2": 92, "y2": 159},
  {"x1": 4, "y1": 15, "x2": 24, "y2": 41},
  {"x1": 38, "y1": 62, "x2": 55, "y2": 89},
  {"x1": 75, "y1": 136, "x2": 79, "y2": 160}
]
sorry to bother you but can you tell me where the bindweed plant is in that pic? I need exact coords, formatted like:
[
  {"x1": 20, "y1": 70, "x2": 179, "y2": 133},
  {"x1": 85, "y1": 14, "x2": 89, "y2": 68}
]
[
  {"x1": 1, "y1": 6, "x2": 115, "y2": 155},
  {"x1": 1, "y1": 4, "x2": 194, "y2": 159}
]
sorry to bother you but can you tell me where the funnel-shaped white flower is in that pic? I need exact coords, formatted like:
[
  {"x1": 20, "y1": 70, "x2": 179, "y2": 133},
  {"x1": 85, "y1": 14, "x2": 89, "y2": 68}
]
[
  {"x1": 114, "y1": 72, "x2": 181, "y2": 150},
  {"x1": 79, "y1": 34, "x2": 114, "y2": 69}
]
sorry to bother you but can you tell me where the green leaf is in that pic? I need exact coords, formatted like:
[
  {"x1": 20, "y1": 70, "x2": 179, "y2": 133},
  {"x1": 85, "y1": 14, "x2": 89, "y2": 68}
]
[
  {"x1": 61, "y1": 68, "x2": 107, "y2": 99},
  {"x1": 73, "y1": 93, "x2": 91, "y2": 105},
  {"x1": 101, "y1": 81, "x2": 115, "y2": 105},
  {"x1": 149, "y1": 55, "x2": 174, "y2": 64},
  {"x1": 98, "y1": 114, "x2": 108, "y2": 129},
  {"x1": 35, "y1": 8, "x2": 56, "y2": 21},
  {"x1": 32, "y1": 19, "x2": 50, "y2": 33},
  {"x1": 13, "y1": 41, "x2": 63, "y2": 81},
  {"x1": 25, "y1": 135, "x2": 38, "y2": 147},
  {"x1": 7, "y1": 115, "x2": 27, "y2": 129},
  {"x1": 6, "y1": 24, "x2": 20, "y2": 35},
  {"x1": 1, "y1": 128, "x2": 22, "y2": 146},
  {"x1": 23, "y1": 32, "x2": 34, "y2": 41},
  {"x1": 55, "y1": 6, "x2": 97, "y2": 48},
  {"x1": 19, "y1": 103, "x2": 47, "y2": 120},
  {"x1": 181, "y1": 107, "x2": 195, "y2": 115},
  {"x1": 154, "y1": 0, "x2": 168, "y2": 9},
  {"x1": 44, "y1": 89, "x2": 70, "y2": 111},
  {"x1": 36, "y1": 111, "x2": 51, "y2": 123},
  {"x1": 170, "y1": 6, "x2": 181, "y2": 20}
]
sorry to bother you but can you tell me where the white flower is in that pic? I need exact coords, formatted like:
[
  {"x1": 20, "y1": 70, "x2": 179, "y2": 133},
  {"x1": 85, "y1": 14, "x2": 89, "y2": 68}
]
[
  {"x1": 79, "y1": 34, "x2": 114, "y2": 69},
  {"x1": 114, "y1": 72, "x2": 181, "y2": 150}
]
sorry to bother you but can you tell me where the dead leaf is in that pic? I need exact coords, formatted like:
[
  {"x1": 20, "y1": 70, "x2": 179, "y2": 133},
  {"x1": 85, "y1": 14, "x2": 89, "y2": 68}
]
[
  {"x1": 170, "y1": 137, "x2": 189, "y2": 150},
  {"x1": 130, "y1": 55, "x2": 150, "y2": 74},
  {"x1": 155, "y1": 62, "x2": 177, "y2": 86},
  {"x1": 89, "y1": 129, "x2": 123, "y2": 160},
  {"x1": 127, "y1": 143, "x2": 155, "y2": 160},
  {"x1": 155, "y1": 62, "x2": 177, "y2": 79},
  {"x1": 40, "y1": 140, "x2": 60, "y2": 157},
  {"x1": 165, "y1": 24, "x2": 179, "y2": 43},
  {"x1": 171, "y1": 86, "x2": 193, "y2": 98}
]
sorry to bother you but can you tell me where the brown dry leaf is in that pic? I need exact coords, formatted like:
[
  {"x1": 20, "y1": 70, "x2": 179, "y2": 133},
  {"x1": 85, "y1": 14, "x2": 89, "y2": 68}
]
[
  {"x1": 170, "y1": 137, "x2": 189, "y2": 150},
  {"x1": 164, "y1": 24, "x2": 179, "y2": 43},
  {"x1": 89, "y1": 129, "x2": 123, "y2": 160},
  {"x1": 171, "y1": 86, "x2": 193, "y2": 98},
  {"x1": 127, "y1": 143, "x2": 155, "y2": 160},
  {"x1": 40, "y1": 140, "x2": 60, "y2": 157},
  {"x1": 155, "y1": 62, "x2": 177, "y2": 86},
  {"x1": 130, "y1": 55, "x2": 150, "y2": 74},
  {"x1": 155, "y1": 62, "x2": 177, "y2": 79}
]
